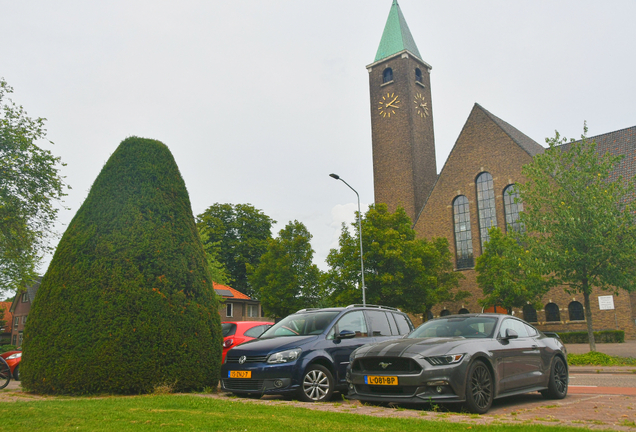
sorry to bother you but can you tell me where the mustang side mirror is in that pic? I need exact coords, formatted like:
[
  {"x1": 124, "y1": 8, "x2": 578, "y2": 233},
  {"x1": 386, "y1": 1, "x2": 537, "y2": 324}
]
[
  {"x1": 504, "y1": 328, "x2": 519, "y2": 340},
  {"x1": 337, "y1": 330, "x2": 356, "y2": 339}
]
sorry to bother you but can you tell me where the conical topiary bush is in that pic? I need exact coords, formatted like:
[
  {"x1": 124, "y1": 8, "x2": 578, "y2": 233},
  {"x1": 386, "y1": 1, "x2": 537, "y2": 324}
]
[{"x1": 21, "y1": 137, "x2": 222, "y2": 395}]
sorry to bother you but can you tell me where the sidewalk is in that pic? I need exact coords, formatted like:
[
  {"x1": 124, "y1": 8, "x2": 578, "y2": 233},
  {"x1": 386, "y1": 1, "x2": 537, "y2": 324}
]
[{"x1": 564, "y1": 339, "x2": 636, "y2": 357}]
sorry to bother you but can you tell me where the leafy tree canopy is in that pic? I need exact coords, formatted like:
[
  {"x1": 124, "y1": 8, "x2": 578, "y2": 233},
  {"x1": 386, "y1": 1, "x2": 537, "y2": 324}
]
[
  {"x1": 475, "y1": 227, "x2": 551, "y2": 313},
  {"x1": 249, "y1": 220, "x2": 321, "y2": 319},
  {"x1": 324, "y1": 204, "x2": 466, "y2": 315},
  {"x1": 0, "y1": 78, "x2": 68, "y2": 293},
  {"x1": 196, "y1": 203, "x2": 275, "y2": 298},
  {"x1": 518, "y1": 125, "x2": 636, "y2": 351},
  {"x1": 198, "y1": 225, "x2": 230, "y2": 285},
  {"x1": 21, "y1": 137, "x2": 221, "y2": 395}
]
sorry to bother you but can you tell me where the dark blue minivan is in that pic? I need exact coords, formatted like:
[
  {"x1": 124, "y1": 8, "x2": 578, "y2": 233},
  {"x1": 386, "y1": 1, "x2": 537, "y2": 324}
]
[{"x1": 220, "y1": 305, "x2": 414, "y2": 402}]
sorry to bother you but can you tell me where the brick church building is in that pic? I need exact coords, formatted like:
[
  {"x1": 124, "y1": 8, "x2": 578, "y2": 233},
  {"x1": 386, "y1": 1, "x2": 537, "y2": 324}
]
[{"x1": 368, "y1": 1, "x2": 636, "y2": 338}]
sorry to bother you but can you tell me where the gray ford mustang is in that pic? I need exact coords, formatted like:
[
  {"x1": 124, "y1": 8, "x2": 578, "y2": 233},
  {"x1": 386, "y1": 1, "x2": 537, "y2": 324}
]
[{"x1": 346, "y1": 314, "x2": 568, "y2": 413}]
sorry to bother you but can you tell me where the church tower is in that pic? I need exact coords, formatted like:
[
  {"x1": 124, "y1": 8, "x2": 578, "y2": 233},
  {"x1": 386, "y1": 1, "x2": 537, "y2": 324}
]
[{"x1": 368, "y1": 1, "x2": 437, "y2": 221}]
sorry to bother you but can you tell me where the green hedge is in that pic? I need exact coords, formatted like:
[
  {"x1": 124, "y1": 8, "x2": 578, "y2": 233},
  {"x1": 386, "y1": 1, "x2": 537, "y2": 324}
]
[
  {"x1": 21, "y1": 137, "x2": 222, "y2": 395},
  {"x1": 557, "y1": 330, "x2": 624, "y2": 344},
  {"x1": 0, "y1": 344, "x2": 17, "y2": 353}
]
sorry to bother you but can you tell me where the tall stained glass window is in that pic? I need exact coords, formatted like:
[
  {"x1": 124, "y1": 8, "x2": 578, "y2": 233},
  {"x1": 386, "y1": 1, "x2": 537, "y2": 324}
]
[
  {"x1": 476, "y1": 172, "x2": 497, "y2": 249},
  {"x1": 503, "y1": 184, "x2": 523, "y2": 233},
  {"x1": 453, "y1": 195, "x2": 474, "y2": 269}
]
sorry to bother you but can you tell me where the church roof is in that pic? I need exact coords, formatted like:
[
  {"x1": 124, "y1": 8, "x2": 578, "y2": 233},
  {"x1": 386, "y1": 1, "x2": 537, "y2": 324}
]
[
  {"x1": 476, "y1": 104, "x2": 545, "y2": 157},
  {"x1": 374, "y1": 1, "x2": 422, "y2": 62}
]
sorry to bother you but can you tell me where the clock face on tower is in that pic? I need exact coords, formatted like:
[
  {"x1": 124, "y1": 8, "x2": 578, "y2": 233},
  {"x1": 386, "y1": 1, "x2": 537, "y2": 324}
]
[
  {"x1": 414, "y1": 93, "x2": 429, "y2": 118},
  {"x1": 378, "y1": 92, "x2": 400, "y2": 118}
]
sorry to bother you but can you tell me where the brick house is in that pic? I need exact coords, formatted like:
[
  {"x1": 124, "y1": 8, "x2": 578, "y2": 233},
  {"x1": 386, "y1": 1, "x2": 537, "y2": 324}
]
[
  {"x1": 214, "y1": 282, "x2": 267, "y2": 321},
  {"x1": 368, "y1": 2, "x2": 636, "y2": 338},
  {"x1": 8, "y1": 278, "x2": 41, "y2": 347}
]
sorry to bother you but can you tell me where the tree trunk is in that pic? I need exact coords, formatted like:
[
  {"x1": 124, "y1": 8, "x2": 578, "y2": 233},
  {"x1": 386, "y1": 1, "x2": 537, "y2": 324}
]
[{"x1": 583, "y1": 291, "x2": 596, "y2": 352}]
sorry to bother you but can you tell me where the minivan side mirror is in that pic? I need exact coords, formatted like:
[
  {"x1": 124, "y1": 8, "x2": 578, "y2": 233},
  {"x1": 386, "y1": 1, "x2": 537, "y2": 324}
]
[{"x1": 337, "y1": 330, "x2": 356, "y2": 339}]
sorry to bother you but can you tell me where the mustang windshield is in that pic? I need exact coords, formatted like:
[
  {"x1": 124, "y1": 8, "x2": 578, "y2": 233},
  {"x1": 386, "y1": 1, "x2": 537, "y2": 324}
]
[
  {"x1": 408, "y1": 316, "x2": 497, "y2": 339},
  {"x1": 260, "y1": 311, "x2": 340, "y2": 338}
]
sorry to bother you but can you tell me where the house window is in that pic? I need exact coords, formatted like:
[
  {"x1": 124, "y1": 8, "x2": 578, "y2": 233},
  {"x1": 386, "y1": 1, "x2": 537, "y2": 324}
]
[
  {"x1": 503, "y1": 184, "x2": 523, "y2": 233},
  {"x1": 247, "y1": 304, "x2": 259, "y2": 318},
  {"x1": 22, "y1": 315, "x2": 27, "y2": 324},
  {"x1": 568, "y1": 301, "x2": 585, "y2": 321},
  {"x1": 415, "y1": 68, "x2": 422, "y2": 83},
  {"x1": 453, "y1": 195, "x2": 474, "y2": 269},
  {"x1": 545, "y1": 303, "x2": 560, "y2": 322},
  {"x1": 383, "y1": 68, "x2": 393, "y2": 83},
  {"x1": 523, "y1": 304, "x2": 538, "y2": 323},
  {"x1": 22, "y1": 293, "x2": 28, "y2": 302},
  {"x1": 18, "y1": 332, "x2": 23, "y2": 346},
  {"x1": 476, "y1": 172, "x2": 498, "y2": 249},
  {"x1": 12, "y1": 335, "x2": 17, "y2": 345},
  {"x1": 226, "y1": 303, "x2": 233, "y2": 318},
  {"x1": 13, "y1": 317, "x2": 19, "y2": 330}
]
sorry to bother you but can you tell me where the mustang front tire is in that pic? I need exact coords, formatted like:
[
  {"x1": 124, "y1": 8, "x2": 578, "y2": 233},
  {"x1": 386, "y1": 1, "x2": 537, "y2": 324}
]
[{"x1": 464, "y1": 360, "x2": 493, "y2": 414}]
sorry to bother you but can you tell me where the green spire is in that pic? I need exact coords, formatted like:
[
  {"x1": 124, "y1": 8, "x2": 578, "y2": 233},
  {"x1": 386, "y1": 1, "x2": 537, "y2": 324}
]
[{"x1": 374, "y1": 0, "x2": 422, "y2": 62}]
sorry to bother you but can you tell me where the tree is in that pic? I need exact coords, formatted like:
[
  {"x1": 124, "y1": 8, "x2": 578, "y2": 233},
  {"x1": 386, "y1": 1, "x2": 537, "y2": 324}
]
[
  {"x1": 0, "y1": 78, "x2": 68, "y2": 293},
  {"x1": 197, "y1": 225, "x2": 230, "y2": 285},
  {"x1": 196, "y1": 203, "x2": 275, "y2": 298},
  {"x1": 249, "y1": 220, "x2": 321, "y2": 319},
  {"x1": 324, "y1": 204, "x2": 465, "y2": 315},
  {"x1": 475, "y1": 227, "x2": 550, "y2": 313},
  {"x1": 21, "y1": 137, "x2": 222, "y2": 395},
  {"x1": 518, "y1": 125, "x2": 636, "y2": 351}
]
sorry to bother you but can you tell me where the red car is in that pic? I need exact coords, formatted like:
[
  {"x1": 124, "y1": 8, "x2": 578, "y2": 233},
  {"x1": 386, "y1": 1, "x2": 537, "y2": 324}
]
[
  {"x1": 222, "y1": 321, "x2": 273, "y2": 363},
  {"x1": 0, "y1": 350, "x2": 21, "y2": 381}
]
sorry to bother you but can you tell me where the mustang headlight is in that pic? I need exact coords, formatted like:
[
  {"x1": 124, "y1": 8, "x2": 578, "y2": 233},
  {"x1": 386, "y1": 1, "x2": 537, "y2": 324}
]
[
  {"x1": 267, "y1": 348, "x2": 302, "y2": 364},
  {"x1": 423, "y1": 354, "x2": 464, "y2": 366}
]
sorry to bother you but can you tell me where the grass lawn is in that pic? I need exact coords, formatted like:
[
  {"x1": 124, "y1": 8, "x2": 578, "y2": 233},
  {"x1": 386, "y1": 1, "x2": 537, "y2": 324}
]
[{"x1": 0, "y1": 394, "x2": 592, "y2": 432}]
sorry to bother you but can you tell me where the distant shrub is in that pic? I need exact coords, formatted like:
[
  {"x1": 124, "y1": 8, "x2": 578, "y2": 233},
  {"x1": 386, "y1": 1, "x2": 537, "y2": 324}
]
[
  {"x1": 568, "y1": 351, "x2": 636, "y2": 366},
  {"x1": 557, "y1": 330, "x2": 624, "y2": 344},
  {"x1": 21, "y1": 137, "x2": 222, "y2": 395},
  {"x1": 0, "y1": 345, "x2": 17, "y2": 353}
]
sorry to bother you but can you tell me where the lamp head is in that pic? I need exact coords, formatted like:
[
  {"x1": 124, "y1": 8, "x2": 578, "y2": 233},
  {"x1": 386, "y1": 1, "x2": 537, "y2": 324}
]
[{"x1": 329, "y1": 173, "x2": 340, "y2": 180}]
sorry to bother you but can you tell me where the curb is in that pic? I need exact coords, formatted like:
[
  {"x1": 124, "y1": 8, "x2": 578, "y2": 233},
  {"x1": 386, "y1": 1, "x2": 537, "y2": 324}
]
[{"x1": 569, "y1": 366, "x2": 636, "y2": 375}]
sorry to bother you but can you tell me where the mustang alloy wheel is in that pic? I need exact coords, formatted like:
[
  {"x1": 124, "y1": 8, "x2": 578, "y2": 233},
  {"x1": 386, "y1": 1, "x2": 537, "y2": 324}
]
[
  {"x1": 299, "y1": 364, "x2": 334, "y2": 402},
  {"x1": 541, "y1": 356, "x2": 568, "y2": 399},
  {"x1": 464, "y1": 360, "x2": 493, "y2": 414}
]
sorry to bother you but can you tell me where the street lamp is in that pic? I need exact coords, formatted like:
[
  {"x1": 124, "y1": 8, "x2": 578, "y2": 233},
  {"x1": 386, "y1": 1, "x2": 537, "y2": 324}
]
[{"x1": 329, "y1": 173, "x2": 366, "y2": 306}]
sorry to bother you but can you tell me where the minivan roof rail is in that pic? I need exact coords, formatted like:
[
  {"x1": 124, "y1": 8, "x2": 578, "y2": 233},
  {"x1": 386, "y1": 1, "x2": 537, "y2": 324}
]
[
  {"x1": 294, "y1": 308, "x2": 323, "y2": 313},
  {"x1": 345, "y1": 304, "x2": 401, "y2": 312}
]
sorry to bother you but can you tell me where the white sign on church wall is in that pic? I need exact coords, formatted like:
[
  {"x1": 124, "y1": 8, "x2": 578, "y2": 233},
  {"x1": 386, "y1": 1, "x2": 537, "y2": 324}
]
[{"x1": 598, "y1": 295, "x2": 615, "y2": 310}]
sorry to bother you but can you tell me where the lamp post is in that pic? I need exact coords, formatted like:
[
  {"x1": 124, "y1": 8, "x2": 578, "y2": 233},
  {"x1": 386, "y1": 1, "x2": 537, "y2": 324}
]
[{"x1": 329, "y1": 173, "x2": 366, "y2": 306}]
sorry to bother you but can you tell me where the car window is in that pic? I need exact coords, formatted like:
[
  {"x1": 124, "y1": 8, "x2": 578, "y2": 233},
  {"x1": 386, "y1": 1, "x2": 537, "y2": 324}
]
[
  {"x1": 260, "y1": 311, "x2": 339, "y2": 338},
  {"x1": 392, "y1": 313, "x2": 411, "y2": 335},
  {"x1": 524, "y1": 323, "x2": 538, "y2": 337},
  {"x1": 331, "y1": 311, "x2": 368, "y2": 339},
  {"x1": 409, "y1": 316, "x2": 497, "y2": 339},
  {"x1": 366, "y1": 311, "x2": 392, "y2": 336},
  {"x1": 244, "y1": 325, "x2": 271, "y2": 338},
  {"x1": 222, "y1": 323, "x2": 237, "y2": 337},
  {"x1": 499, "y1": 318, "x2": 529, "y2": 338}
]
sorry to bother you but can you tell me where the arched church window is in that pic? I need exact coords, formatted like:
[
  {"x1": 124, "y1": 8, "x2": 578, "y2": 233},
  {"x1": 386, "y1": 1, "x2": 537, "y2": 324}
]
[
  {"x1": 503, "y1": 184, "x2": 524, "y2": 233},
  {"x1": 545, "y1": 303, "x2": 561, "y2": 322},
  {"x1": 522, "y1": 304, "x2": 537, "y2": 323},
  {"x1": 383, "y1": 68, "x2": 393, "y2": 83},
  {"x1": 458, "y1": 308, "x2": 469, "y2": 315},
  {"x1": 415, "y1": 68, "x2": 422, "y2": 83},
  {"x1": 453, "y1": 195, "x2": 474, "y2": 269},
  {"x1": 440, "y1": 309, "x2": 450, "y2": 317},
  {"x1": 568, "y1": 301, "x2": 585, "y2": 321},
  {"x1": 476, "y1": 172, "x2": 498, "y2": 249}
]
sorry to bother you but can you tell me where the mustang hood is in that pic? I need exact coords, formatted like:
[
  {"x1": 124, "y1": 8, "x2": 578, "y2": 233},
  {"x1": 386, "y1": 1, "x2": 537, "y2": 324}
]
[
  {"x1": 354, "y1": 337, "x2": 472, "y2": 358},
  {"x1": 227, "y1": 335, "x2": 318, "y2": 355}
]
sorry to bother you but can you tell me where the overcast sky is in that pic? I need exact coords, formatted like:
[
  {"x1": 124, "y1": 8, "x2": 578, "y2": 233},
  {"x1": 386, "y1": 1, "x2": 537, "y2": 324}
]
[{"x1": 2, "y1": 1, "x2": 635, "y2": 275}]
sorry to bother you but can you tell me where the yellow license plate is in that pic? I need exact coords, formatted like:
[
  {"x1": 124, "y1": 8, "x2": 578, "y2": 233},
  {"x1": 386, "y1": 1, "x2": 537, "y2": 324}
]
[
  {"x1": 365, "y1": 375, "x2": 398, "y2": 385},
  {"x1": 228, "y1": 371, "x2": 252, "y2": 379}
]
